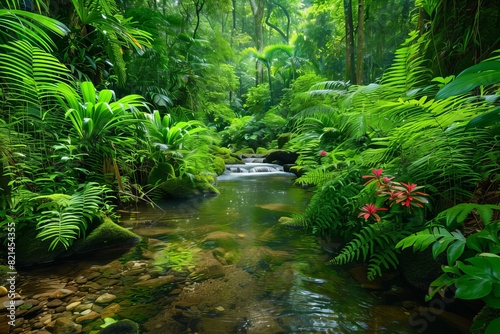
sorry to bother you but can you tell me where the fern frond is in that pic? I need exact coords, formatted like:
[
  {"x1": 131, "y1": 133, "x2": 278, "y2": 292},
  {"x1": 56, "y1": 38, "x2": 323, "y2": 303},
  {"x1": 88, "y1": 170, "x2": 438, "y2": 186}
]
[
  {"x1": 295, "y1": 166, "x2": 335, "y2": 186},
  {"x1": 332, "y1": 223, "x2": 410, "y2": 280}
]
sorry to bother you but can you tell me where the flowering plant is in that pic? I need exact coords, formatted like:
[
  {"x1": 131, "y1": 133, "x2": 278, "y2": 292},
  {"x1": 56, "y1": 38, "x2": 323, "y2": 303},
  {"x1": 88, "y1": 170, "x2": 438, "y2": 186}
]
[{"x1": 358, "y1": 169, "x2": 429, "y2": 221}]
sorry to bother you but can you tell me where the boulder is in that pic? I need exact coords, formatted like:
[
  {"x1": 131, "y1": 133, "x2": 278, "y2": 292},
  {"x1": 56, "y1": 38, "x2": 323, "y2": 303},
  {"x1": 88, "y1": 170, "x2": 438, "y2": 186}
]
[
  {"x1": 99, "y1": 319, "x2": 139, "y2": 334},
  {"x1": 52, "y1": 317, "x2": 82, "y2": 334},
  {"x1": 264, "y1": 150, "x2": 299, "y2": 165},
  {"x1": 15, "y1": 218, "x2": 141, "y2": 267},
  {"x1": 72, "y1": 218, "x2": 141, "y2": 253}
]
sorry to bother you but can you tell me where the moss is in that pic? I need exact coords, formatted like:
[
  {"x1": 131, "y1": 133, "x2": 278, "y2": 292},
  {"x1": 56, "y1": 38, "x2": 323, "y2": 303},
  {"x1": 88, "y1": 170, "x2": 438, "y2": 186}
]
[
  {"x1": 256, "y1": 147, "x2": 268, "y2": 154},
  {"x1": 235, "y1": 147, "x2": 255, "y2": 155},
  {"x1": 212, "y1": 146, "x2": 244, "y2": 164},
  {"x1": 160, "y1": 176, "x2": 219, "y2": 199},
  {"x1": 73, "y1": 217, "x2": 141, "y2": 253},
  {"x1": 213, "y1": 156, "x2": 226, "y2": 175}
]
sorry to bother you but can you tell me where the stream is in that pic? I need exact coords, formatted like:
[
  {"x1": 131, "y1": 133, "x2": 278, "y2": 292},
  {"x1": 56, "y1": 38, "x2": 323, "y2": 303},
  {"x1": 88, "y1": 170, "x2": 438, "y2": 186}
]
[{"x1": 8, "y1": 164, "x2": 470, "y2": 333}]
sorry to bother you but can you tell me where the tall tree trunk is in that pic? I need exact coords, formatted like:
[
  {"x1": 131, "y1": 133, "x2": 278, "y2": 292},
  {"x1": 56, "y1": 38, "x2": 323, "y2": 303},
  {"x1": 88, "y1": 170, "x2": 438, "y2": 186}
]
[
  {"x1": 343, "y1": 0, "x2": 356, "y2": 84},
  {"x1": 356, "y1": 0, "x2": 365, "y2": 85},
  {"x1": 249, "y1": 0, "x2": 265, "y2": 85}
]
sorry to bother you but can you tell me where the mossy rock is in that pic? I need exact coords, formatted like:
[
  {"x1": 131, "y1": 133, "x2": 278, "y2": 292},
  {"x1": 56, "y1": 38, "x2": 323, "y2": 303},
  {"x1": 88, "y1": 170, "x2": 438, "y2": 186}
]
[
  {"x1": 212, "y1": 146, "x2": 244, "y2": 164},
  {"x1": 213, "y1": 156, "x2": 226, "y2": 176},
  {"x1": 72, "y1": 218, "x2": 142, "y2": 253},
  {"x1": 256, "y1": 147, "x2": 269, "y2": 154},
  {"x1": 159, "y1": 176, "x2": 219, "y2": 198},
  {"x1": 212, "y1": 146, "x2": 232, "y2": 155},
  {"x1": 15, "y1": 228, "x2": 68, "y2": 267},
  {"x1": 234, "y1": 147, "x2": 255, "y2": 155},
  {"x1": 99, "y1": 319, "x2": 139, "y2": 334},
  {"x1": 264, "y1": 150, "x2": 299, "y2": 165}
]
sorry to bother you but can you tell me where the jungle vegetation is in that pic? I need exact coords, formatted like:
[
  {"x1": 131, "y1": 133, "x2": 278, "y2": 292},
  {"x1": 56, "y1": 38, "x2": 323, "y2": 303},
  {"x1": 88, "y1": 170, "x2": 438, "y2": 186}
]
[{"x1": 2, "y1": 0, "x2": 500, "y2": 331}]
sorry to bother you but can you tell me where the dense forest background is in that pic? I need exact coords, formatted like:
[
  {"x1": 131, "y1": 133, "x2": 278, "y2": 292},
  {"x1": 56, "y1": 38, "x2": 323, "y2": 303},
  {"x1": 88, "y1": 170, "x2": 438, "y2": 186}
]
[{"x1": 2, "y1": 0, "x2": 500, "y2": 332}]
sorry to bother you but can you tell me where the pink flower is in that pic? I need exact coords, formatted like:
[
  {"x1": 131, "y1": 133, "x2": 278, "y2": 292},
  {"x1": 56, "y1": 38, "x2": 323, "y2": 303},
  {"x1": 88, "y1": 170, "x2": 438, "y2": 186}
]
[
  {"x1": 358, "y1": 204, "x2": 388, "y2": 222},
  {"x1": 320, "y1": 150, "x2": 328, "y2": 156}
]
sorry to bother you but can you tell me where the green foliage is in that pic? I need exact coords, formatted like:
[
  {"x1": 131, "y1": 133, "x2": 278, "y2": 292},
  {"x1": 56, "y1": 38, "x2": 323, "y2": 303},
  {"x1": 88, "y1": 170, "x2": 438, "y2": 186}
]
[
  {"x1": 34, "y1": 182, "x2": 112, "y2": 250},
  {"x1": 62, "y1": 81, "x2": 145, "y2": 144},
  {"x1": 332, "y1": 222, "x2": 408, "y2": 280},
  {"x1": 219, "y1": 112, "x2": 286, "y2": 151},
  {"x1": 287, "y1": 168, "x2": 363, "y2": 236},
  {"x1": 244, "y1": 83, "x2": 271, "y2": 115},
  {"x1": 396, "y1": 203, "x2": 500, "y2": 332}
]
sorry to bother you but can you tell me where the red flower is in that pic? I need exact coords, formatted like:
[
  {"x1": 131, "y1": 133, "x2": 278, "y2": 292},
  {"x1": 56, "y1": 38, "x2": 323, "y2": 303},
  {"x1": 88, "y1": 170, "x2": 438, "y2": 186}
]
[
  {"x1": 358, "y1": 204, "x2": 388, "y2": 222},
  {"x1": 390, "y1": 182, "x2": 429, "y2": 208},
  {"x1": 320, "y1": 150, "x2": 328, "y2": 156},
  {"x1": 362, "y1": 169, "x2": 388, "y2": 186}
]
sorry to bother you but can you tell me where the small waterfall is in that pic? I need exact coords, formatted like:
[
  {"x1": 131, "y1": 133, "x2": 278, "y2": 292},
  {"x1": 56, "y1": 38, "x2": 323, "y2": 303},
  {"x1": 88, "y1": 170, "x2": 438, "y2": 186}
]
[
  {"x1": 248, "y1": 166, "x2": 282, "y2": 173},
  {"x1": 219, "y1": 163, "x2": 293, "y2": 180}
]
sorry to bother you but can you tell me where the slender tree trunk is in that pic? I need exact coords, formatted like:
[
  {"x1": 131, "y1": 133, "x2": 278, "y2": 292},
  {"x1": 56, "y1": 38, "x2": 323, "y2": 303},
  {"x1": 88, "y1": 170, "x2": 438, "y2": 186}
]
[
  {"x1": 192, "y1": 0, "x2": 205, "y2": 39},
  {"x1": 343, "y1": 0, "x2": 356, "y2": 84},
  {"x1": 356, "y1": 0, "x2": 365, "y2": 85},
  {"x1": 249, "y1": 0, "x2": 265, "y2": 85},
  {"x1": 231, "y1": 0, "x2": 236, "y2": 47}
]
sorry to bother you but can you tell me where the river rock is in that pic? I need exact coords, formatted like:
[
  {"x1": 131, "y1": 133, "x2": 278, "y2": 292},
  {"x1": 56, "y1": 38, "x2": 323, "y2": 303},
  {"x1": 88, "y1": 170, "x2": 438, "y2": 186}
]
[
  {"x1": 101, "y1": 303, "x2": 121, "y2": 319},
  {"x1": 75, "y1": 310, "x2": 100, "y2": 323},
  {"x1": 52, "y1": 317, "x2": 82, "y2": 334},
  {"x1": 46, "y1": 299, "x2": 64, "y2": 308},
  {"x1": 264, "y1": 150, "x2": 299, "y2": 165},
  {"x1": 99, "y1": 319, "x2": 140, "y2": 334},
  {"x1": 75, "y1": 276, "x2": 88, "y2": 284},
  {"x1": 50, "y1": 288, "x2": 76, "y2": 299},
  {"x1": 66, "y1": 301, "x2": 81, "y2": 311},
  {"x1": 189, "y1": 252, "x2": 225, "y2": 281},
  {"x1": 0, "y1": 285, "x2": 7, "y2": 296},
  {"x1": 95, "y1": 293, "x2": 116, "y2": 304},
  {"x1": 75, "y1": 303, "x2": 93, "y2": 312},
  {"x1": 133, "y1": 275, "x2": 175, "y2": 289},
  {"x1": 201, "y1": 231, "x2": 239, "y2": 249}
]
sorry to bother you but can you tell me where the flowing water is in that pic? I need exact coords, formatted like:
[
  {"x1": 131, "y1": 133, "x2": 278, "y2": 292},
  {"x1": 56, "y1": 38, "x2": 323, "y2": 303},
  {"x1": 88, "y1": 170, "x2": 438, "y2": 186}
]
[{"x1": 13, "y1": 164, "x2": 468, "y2": 333}]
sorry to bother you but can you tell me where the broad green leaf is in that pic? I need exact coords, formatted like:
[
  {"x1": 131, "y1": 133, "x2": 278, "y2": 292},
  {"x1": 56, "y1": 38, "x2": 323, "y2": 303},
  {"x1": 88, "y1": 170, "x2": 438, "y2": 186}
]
[
  {"x1": 455, "y1": 275, "x2": 492, "y2": 299},
  {"x1": 485, "y1": 317, "x2": 500, "y2": 334},
  {"x1": 466, "y1": 107, "x2": 500, "y2": 129},
  {"x1": 436, "y1": 71, "x2": 500, "y2": 99},
  {"x1": 447, "y1": 239, "x2": 466, "y2": 265}
]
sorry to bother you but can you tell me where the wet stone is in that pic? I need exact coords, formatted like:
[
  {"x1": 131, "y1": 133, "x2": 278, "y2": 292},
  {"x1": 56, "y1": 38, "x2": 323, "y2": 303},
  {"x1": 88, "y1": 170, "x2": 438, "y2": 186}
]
[
  {"x1": 46, "y1": 299, "x2": 64, "y2": 308},
  {"x1": 66, "y1": 301, "x2": 81, "y2": 311},
  {"x1": 50, "y1": 289, "x2": 75, "y2": 299},
  {"x1": 75, "y1": 310, "x2": 100, "y2": 323},
  {"x1": 55, "y1": 306, "x2": 66, "y2": 313},
  {"x1": 95, "y1": 293, "x2": 117, "y2": 304},
  {"x1": 75, "y1": 276, "x2": 88, "y2": 284}
]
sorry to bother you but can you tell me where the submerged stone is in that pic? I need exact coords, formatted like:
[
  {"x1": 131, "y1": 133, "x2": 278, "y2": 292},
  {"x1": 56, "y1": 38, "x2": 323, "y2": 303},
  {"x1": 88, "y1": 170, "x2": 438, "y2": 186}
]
[{"x1": 99, "y1": 319, "x2": 139, "y2": 334}]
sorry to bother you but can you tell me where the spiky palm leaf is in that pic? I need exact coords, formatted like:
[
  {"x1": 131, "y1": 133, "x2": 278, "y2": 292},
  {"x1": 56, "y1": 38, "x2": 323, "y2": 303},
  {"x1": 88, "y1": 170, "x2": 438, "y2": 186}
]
[{"x1": 0, "y1": 9, "x2": 69, "y2": 51}]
